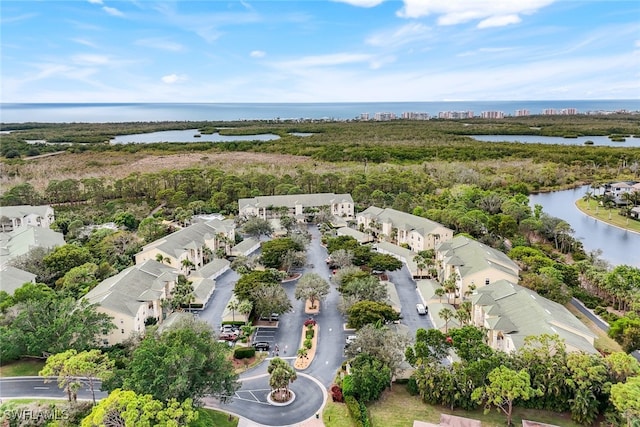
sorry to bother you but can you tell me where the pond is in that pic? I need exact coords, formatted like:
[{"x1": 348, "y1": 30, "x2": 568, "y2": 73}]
[
  {"x1": 470, "y1": 134, "x2": 640, "y2": 147},
  {"x1": 529, "y1": 186, "x2": 640, "y2": 267},
  {"x1": 110, "y1": 129, "x2": 280, "y2": 144}
]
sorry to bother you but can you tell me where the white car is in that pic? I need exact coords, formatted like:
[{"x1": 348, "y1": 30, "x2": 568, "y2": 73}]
[{"x1": 416, "y1": 304, "x2": 427, "y2": 315}]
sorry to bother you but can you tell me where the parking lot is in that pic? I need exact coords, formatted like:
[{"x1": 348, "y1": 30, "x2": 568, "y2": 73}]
[{"x1": 252, "y1": 326, "x2": 279, "y2": 354}]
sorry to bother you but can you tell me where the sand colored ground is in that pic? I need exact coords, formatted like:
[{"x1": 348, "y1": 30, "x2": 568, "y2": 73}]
[
  {"x1": 294, "y1": 323, "x2": 318, "y2": 370},
  {"x1": 0, "y1": 151, "x2": 315, "y2": 191},
  {"x1": 294, "y1": 299, "x2": 320, "y2": 369}
]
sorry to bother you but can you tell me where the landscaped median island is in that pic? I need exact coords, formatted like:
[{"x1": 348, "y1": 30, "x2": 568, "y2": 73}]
[{"x1": 294, "y1": 318, "x2": 318, "y2": 370}]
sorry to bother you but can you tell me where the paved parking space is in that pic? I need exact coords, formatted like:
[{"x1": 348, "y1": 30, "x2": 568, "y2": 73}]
[
  {"x1": 253, "y1": 327, "x2": 277, "y2": 342},
  {"x1": 234, "y1": 389, "x2": 271, "y2": 405}
]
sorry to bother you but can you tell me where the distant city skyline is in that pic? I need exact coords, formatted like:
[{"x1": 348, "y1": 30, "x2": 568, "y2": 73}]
[{"x1": 2, "y1": 0, "x2": 639, "y2": 103}]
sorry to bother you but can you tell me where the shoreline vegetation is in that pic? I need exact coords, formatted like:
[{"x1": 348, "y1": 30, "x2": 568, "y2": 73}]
[{"x1": 574, "y1": 198, "x2": 640, "y2": 234}]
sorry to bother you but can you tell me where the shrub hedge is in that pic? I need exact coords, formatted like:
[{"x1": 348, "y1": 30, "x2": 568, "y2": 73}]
[{"x1": 233, "y1": 347, "x2": 256, "y2": 359}]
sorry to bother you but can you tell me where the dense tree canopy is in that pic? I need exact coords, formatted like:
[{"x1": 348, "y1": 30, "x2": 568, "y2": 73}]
[
  {"x1": 120, "y1": 318, "x2": 239, "y2": 405},
  {"x1": 81, "y1": 389, "x2": 198, "y2": 427},
  {"x1": 346, "y1": 300, "x2": 400, "y2": 329},
  {"x1": 1, "y1": 283, "x2": 115, "y2": 361}
]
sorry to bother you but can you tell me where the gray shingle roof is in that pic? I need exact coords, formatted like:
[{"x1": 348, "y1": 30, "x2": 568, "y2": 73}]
[
  {"x1": 359, "y1": 207, "x2": 450, "y2": 235},
  {"x1": 231, "y1": 237, "x2": 261, "y2": 256},
  {"x1": 0, "y1": 226, "x2": 65, "y2": 265},
  {"x1": 140, "y1": 219, "x2": 234, "y2": 258},
  {"x1": 194, "y1": 258, "x2": 230, "y2": 279},
  {"x1": 84, "y1": 259, "x2": 178, "y2": 317},
  {"x1": 0, "y1": 265, "x2": 36, "y2": 295},
  {"x1": 0, "y1": 205, "x2": 52, "y2": 219},
  {"x1": 438, "y1": 236, "x2": 520, "y2": 280},
  {"x1": 474, "y1": 280, "x2": 597, "y2": 353}
]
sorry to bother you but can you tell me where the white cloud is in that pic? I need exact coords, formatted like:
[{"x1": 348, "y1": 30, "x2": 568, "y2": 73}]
[
  {"x1": 457, "y1": 47, "x2": 515, "y2": 57},
  {"x1": 250, "y1": 50, "x2": 266, "y2": 58},
  {"x1": 332, "y1": 0, "x2": 385, "y2": 7},
  {"x1": 161, "y1": 73, "x2": 187, "y2": 84},
  {"x1": 478, "y1": 15, "x2": 521, "y2": 29},
  {"x1": 275, "y1": 53, "x2": 373, "y2": 69},
  {"x1": 102, "y1": 6, "x2": 124, "y2": 17},
  {"x1": 396, "y1": 0, "x2": 555, "y2": 28},
  {"x1": 88, "y1": 0, "x2": 103, "y2": 4},
  {"x1": 135, "y1": 38, "x2": 184, "y2": 52},
  {"x1": 366, "y1": 23, "x2": 431, "y2": 48}
]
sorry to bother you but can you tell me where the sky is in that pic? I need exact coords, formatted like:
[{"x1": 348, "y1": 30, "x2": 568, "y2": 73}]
[{"x1": 1, "y1": 0, "x2": 639, "y2": 103}]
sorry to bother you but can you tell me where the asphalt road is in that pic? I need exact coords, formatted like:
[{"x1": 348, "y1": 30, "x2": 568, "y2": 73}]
[
  {"x1": 0, "y1": 377, "x2": 108, "y2": 402},
  {"x1": 387, "y1": 266, "x2": 435, "y2": 341}
]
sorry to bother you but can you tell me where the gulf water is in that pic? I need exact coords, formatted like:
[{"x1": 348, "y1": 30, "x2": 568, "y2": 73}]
[{"x1": 2, "y1": 100, "x2": 638, "y2": 123}]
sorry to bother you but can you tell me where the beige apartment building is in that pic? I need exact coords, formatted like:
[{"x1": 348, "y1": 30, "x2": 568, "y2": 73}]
[
  {"x1": 357, "y1": 206, "x2": 453, "y2": 252},
  {"x1": 238, "y1": 193, "x2": 354, "y2": 221}
]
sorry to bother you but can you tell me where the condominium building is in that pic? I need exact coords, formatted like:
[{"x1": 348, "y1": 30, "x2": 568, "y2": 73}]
[
  {"x1": 238, "y1": 193, "x2": 355, "y2": 221},
  {"x1": 480, "y1": 111, "x2": 504, "y2": 119}
]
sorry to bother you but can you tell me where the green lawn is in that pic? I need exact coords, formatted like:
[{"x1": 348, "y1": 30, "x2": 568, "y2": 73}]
[
  {"x1": 192, "y1": 408, "x2": 238, "y2": 427},
  {"x1": 0, "y1": 359, "x2": 45, "y2": 377},
  {"x1": 328, "y1": 386, "x2": 585, "y2": 427},
  {"x1": 575, "y1": 199, "x2": 640, "y2": 233}
]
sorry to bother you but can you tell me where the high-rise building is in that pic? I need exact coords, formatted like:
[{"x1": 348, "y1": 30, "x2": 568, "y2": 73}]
[
  {"x1": 481, "y1": 111, "x2": 504, "y2": 119},
  {"x1": 402, "y1": 112, "x2": 430, "y2": 120},
  {"x1": 515, "y1": 109, "x2": 530, "y2": 117}
]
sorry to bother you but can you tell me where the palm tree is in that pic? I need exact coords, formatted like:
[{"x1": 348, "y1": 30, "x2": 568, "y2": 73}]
[
  {"x1": 582, "y1": 191, "x2": 594, "y2": 210},
  {"x1": 238, "y1": 300, "x2": 253, "y2": 324},
  {"x1": 155, "y1": 253, "x2": 170, "y2": 264},
  {"x1": 439, "y1": 307, "x2": 454, "y2": 334},
  {"x1": 226, "y1": 300, "x2": 240, "y2": 323},
  {"x1": 268, "y1": 358, "x2": 297, "y2": 402},
  {"x1": 456, "y1": 301, "x2": 472, "y2": 325},
  {"x1": 435, "y1": 287, "x2": 445, "y2": 303},
  {"x1": 414, "y1": 255, "x2": 426, "y2": 278},
  {"x1": 443, "y1": 275, "x2": 458, "y2": 305},
  {"x1": 181, "y1": 258, "x2": 195, "y2": 275}
]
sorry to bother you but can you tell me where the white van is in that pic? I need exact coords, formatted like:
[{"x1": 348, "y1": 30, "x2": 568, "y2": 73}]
[{"x1": 416, "y1": 304, "x2": 427, "y2": 315}]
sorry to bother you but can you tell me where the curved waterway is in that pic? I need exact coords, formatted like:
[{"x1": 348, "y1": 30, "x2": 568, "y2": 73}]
[{"x1": 529, "y1": 186, "x2": 640, "y2": 267}]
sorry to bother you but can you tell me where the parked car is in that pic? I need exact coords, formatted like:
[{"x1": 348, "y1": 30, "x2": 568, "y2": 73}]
[
  {"x1": 220, "y1": 324, "x2": 240, "y2": 333},
  {"x1": 219, "y1": 332, "x2": 238, "y2": 341},
  {"x1": 253, "y1": 341, "x2": 270, "y2": 351},
  {"x1": 416, "y1": 303, "x2": 427, "y2": 315},
  {"x1": 260, "y1": 313, "x2": 279, "y2": 322}
]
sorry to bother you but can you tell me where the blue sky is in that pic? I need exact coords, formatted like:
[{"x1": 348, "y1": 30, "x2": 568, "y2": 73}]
[{"x1": 1, "y1": 0, "x2": 639, "y2": 102}]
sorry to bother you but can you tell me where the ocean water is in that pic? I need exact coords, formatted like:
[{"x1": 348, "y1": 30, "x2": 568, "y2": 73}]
[{"x1": 1, "y1": 100, "x2": 639, "y2": 123}]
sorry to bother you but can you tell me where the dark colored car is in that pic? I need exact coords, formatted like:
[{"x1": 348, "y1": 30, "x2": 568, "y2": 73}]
[{"x1": 253, "y1": 341, "x2": 270, "y2": 351}]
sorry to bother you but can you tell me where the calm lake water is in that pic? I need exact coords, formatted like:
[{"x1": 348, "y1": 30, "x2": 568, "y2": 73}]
[
  {"x1": 529, "y1": 186, "x2": 640, "y2": 267},
  {"x1": 110, "y1": 129, "x2": 280, "y2": 144},
  {"x1": 471, "y1": 135, "x2": 640, "y2": 147}
]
